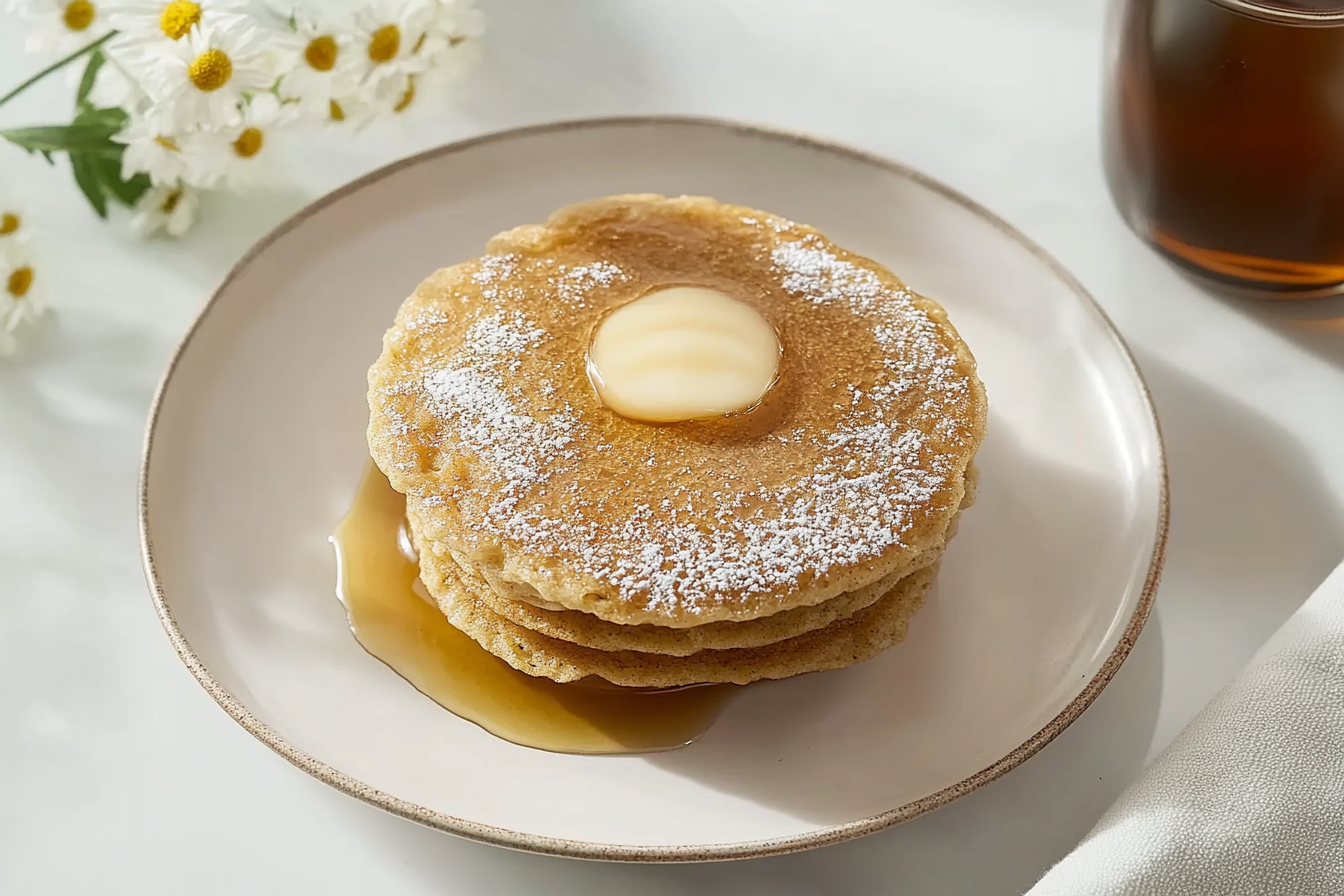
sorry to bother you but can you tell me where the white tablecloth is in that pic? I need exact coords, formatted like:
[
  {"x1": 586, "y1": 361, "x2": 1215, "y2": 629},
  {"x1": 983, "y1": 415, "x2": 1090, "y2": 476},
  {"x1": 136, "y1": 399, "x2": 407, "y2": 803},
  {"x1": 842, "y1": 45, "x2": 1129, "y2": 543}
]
[
  {"x1": 3, "y1": 2, "x2": 1343, "y2": 893},
  {"x1": 1030, "y1": 561, "x2": 1344, "y2": 895}
]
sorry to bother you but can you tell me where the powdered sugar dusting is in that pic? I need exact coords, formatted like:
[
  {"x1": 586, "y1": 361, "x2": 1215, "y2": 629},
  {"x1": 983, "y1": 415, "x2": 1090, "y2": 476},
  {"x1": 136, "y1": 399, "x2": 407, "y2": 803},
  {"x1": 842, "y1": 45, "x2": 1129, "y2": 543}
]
[
  {"x1": 422, "y1": 311, "x2": 581, "y2": 514},
  {"x1": 550, "y1": 260, "x2": 625, "y2": 309},
  {"x1": 469, "y1": 254, "x2": 520, "y2": 301},
  {"x1": 771, "y1": 237, "x2": 887, "y2": 313}
]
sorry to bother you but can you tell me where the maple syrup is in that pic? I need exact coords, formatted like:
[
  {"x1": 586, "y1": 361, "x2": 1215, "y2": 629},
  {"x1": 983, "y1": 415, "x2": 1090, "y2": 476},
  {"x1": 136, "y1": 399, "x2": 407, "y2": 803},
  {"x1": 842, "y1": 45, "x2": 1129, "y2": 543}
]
[
  {"x1": 330, "y1": 463, "x2": 733, "y2": 754},
  {"x1": 1106, "y1": 0, "x2": 1344, "y2": 295}
]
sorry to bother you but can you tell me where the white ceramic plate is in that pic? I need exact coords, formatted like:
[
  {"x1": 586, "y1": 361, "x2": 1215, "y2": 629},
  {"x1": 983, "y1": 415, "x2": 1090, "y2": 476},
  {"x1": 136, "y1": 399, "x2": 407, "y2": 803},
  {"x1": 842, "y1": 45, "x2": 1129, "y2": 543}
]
[{"x1": 140, "y1": 118, "x2": 1167, "y2": 862}]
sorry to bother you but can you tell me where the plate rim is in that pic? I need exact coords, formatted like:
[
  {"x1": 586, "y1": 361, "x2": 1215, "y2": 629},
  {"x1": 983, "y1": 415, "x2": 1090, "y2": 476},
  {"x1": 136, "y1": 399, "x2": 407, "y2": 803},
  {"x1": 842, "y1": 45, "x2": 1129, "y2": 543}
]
[{"x1": 138, "y1": 115, "x2": 1169, "y2": 863}]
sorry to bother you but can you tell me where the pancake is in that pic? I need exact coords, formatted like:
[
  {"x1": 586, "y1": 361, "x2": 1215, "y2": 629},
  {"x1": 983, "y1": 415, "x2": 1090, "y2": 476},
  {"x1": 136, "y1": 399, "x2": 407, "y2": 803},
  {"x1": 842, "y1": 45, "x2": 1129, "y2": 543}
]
[
  {"x1": 407, "y1": 469, "x2": 975, "y2": 656},
  {"x1": 416, "y1": 512, "x2": 941, "y2": 656},
  {"x1": 414, "y1": 537, "x2": 938, "y2": 687},
  {"x1": 368, "y1": 195, "x2": 987, "y2": 629},
  {"x1": 449, "y1": 462, "x2": 976, "y2": 614}
]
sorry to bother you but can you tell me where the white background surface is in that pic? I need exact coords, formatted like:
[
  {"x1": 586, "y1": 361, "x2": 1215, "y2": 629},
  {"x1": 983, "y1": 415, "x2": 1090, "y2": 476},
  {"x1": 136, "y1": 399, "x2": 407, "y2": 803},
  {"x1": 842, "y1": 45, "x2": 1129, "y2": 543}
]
[{"x1": 2, "y1": 1, "x2": 1342, "y2": 893}]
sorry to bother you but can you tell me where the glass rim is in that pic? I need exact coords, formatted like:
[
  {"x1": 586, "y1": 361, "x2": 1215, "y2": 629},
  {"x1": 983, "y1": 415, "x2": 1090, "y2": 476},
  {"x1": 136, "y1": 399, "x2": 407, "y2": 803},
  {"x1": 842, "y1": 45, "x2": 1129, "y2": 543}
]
[{"x1": 1211, "y1": 0, "x2": 1344, "y2": 25}]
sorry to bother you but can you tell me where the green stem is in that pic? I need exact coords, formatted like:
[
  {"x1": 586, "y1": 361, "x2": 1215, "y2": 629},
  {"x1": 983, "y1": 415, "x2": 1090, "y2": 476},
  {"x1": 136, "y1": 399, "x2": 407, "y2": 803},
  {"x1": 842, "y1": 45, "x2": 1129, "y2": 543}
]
[{"x1": 0, "y1": 32, "x2": 117, "y2": 112}]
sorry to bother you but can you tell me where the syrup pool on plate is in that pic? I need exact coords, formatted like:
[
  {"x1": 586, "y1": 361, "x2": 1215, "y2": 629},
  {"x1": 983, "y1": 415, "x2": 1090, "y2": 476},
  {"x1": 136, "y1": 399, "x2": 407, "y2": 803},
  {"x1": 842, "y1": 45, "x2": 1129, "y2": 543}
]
[{"x1": 330, "y1": 463, "x2": 734, "y2": 755}]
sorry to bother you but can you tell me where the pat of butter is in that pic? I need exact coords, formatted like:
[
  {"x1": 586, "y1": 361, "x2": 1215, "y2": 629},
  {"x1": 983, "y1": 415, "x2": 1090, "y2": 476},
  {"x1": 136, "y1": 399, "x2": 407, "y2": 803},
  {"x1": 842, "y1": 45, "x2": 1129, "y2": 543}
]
[{"x1": 587, "y1": 286, "x2": 780, "y2": 423}]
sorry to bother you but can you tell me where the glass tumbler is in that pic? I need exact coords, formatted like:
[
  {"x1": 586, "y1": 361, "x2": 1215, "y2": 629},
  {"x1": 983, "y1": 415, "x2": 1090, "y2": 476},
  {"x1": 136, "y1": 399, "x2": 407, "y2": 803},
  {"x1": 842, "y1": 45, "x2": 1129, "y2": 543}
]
[{"x1": 1105, "y1": 0, "x2": 1344, "y2": 297}]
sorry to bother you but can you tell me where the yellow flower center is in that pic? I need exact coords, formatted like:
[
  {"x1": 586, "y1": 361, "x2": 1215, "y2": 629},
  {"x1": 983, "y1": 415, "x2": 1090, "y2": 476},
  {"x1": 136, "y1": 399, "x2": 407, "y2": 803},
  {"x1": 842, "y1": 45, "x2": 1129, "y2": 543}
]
[
  {"x1": 367, "y1": 24, "x2": 400, "y2": 63},
  {"x1": 7, "y1": 267, "x2": 33, "y2": 299},
  {"x1": 153, "y1": 135, "x2": 180, "y2": 151},
  {"x1": 159, "y1": 0, "x2": 200, "y2": 40},
  {"x1": 232, "y1": 127, "x2": 263, "y2": 158},
  {"x1": 63, "y1": 0, "x2": 95, "y2": 32},
  {"x1": 304, "y1": 35, "x2": 338, "y2": 71},
  {"x1": 160, "y1": 190, "x2": 182, "y2": 214},
  {"x1": 393, "y1": 77, "x2": 416, "y2": 113},
  {"x1": 187, "y1": 48, "x2": 233, "y2": 92},
  {"x1": 328, "y1": 99, "x2": 345, "y2": 121},
  {"x1": 0, "y1": 213, "x2": 19, "y2": 235}
]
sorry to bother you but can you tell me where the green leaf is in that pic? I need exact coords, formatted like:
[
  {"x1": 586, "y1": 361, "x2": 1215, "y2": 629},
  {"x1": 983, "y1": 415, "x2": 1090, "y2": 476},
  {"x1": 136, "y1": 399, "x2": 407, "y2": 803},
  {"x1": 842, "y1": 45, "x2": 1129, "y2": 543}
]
[
  {"x1": 1, "y1": 119, "x2": 126, "y2": 155},
  {"x1": 73, "y1": 105, "x2": 128, "y2": 130},
  {"x1": 94, "y1": 151, "x2": 150, "y2": 207},
  {"x1": 69, "y1": 150, "x2": 108, "y2": 218},
  {"x1": 1, "y1": 103, "x2": 137, "y2": 217},
  {"x1": 76, "y1": 50, "x2": 105, "y2": 111},
  {"x1": 119, "y1": 172, "x2": 152, "y2": 207},
  {"x1": 1, "y1": 106, "x2": 130, "y2": 162},
  {"x1": 1, "y1": 124, "x2": 106, "y2": 154}
]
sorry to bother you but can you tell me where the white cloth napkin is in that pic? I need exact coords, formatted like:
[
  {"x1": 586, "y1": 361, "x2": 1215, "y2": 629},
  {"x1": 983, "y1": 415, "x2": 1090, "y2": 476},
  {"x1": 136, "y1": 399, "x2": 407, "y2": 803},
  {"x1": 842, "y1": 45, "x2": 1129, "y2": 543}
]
[{"x1": 1028, "y1": 561, "x2": 1344, "y2": 896}]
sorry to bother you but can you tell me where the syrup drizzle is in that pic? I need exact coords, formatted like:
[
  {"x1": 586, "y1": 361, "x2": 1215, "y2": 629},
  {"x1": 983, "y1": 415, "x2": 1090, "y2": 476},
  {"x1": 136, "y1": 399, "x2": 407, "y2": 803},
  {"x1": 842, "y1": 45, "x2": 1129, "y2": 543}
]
[{"x1": 330, "y1": 463, "x2": 733, "y2": 755}]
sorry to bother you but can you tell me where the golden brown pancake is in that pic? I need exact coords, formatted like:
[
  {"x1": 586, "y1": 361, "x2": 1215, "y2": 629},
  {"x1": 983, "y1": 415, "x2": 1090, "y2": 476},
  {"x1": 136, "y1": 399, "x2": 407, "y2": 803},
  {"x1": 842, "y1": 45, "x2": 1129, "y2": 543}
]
[
  {"x1": 413, "y1": 530, "x2": 939, "y2": 687},
  {"x1": 416, "y1": 511, "x2": 943, "y2": 656},
  {"x1": 407, "y1": 473, "x2": 974, "y2": 657},
  {"x1": 368, "y1": 195, "x2": 987, "y2": 634}
]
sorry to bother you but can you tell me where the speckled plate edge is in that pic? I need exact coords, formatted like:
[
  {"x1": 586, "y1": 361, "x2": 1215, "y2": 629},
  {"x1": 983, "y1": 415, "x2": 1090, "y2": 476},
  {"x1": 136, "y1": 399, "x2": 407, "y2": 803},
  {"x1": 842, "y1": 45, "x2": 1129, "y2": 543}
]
[{"x1": 138, "y1": 116, "x2": 1169, "y2": 864}]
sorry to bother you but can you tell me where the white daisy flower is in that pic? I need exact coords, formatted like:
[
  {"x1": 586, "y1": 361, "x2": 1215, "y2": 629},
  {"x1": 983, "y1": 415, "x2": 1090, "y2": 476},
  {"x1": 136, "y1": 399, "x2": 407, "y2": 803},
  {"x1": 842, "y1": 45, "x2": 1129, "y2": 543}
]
[
  {"x1": 0, "y1": 206, "x2": 24, "y2": 240},
  {"x1": 276, "y1": 12, "x2": 361, "y2": 115},
  {"x1": 417, "y1": 0, "x2": 484, "y2": 60},
  {"x1": 353, "y1": 0, "x2": 482, "y2": 121},
  {"x1": 139, "y1": 19, "x2": 274, "y2": 133},
  {"x1": 368, "y1": 47, "x2": 478, "y2": 123},
  {"x1": 348, "y1": 0, "x2": 437, "y2": 94},
  {"x1": 106, "y1": 0, "x2": 249, "y2": 47},
  {"x1": 323, "y1": 92, "x2": 377, "y2": 129},
  {"x1": 191, "y1": 92, "x2": 297, "y2": 189},
  {"x1": 366, "y1": 69, "x2": 418, "y2": 117},
  {"x1": 112, "y1": 112, "x2": 204, "y2": 187},
  {"x1": 0, "y1": 242, "x2": 45, "y2": 357},
  {"x1": 130, "y1": 183, "x2": 200, "y2": 237},
  {"x1": 9, "y1": 0, "x2": 113, "y2": 58}
]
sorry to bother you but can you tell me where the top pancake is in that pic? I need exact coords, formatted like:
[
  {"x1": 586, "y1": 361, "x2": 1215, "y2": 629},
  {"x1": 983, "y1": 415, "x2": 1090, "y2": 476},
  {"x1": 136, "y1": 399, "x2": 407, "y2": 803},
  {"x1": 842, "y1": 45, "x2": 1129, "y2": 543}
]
[{"x1": 368, "y1": 194, "x2": 987, "y2": 626}]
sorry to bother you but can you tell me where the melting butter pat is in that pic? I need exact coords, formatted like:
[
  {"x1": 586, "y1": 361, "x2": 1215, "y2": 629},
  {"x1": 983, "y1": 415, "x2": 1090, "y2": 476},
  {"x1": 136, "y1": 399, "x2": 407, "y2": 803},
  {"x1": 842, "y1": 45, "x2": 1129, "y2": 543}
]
[{"x1": 587, "y1": 286, "x2": 780, "y2": 423}]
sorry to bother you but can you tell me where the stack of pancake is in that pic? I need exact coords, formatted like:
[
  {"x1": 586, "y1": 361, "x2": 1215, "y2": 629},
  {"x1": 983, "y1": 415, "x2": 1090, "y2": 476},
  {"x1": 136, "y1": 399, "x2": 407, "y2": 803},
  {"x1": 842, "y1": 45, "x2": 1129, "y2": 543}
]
[{"x1": 368, "y1": 195, "x2": 986, "y2": 688}]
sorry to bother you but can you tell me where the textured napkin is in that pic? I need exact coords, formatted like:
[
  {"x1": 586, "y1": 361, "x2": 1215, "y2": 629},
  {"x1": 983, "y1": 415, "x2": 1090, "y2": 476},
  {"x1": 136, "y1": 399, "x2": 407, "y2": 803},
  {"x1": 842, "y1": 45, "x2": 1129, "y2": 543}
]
[{"x1": 1028, "y1": 561, "x2": 1344, "y2": 896}]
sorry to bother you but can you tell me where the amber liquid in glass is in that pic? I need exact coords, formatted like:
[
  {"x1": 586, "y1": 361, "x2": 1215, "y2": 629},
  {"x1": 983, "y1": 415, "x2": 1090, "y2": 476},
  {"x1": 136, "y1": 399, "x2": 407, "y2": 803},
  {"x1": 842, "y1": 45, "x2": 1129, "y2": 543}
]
[{"x1": 1106, "y1": 0, "x2": 1344, "y2": 295}]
